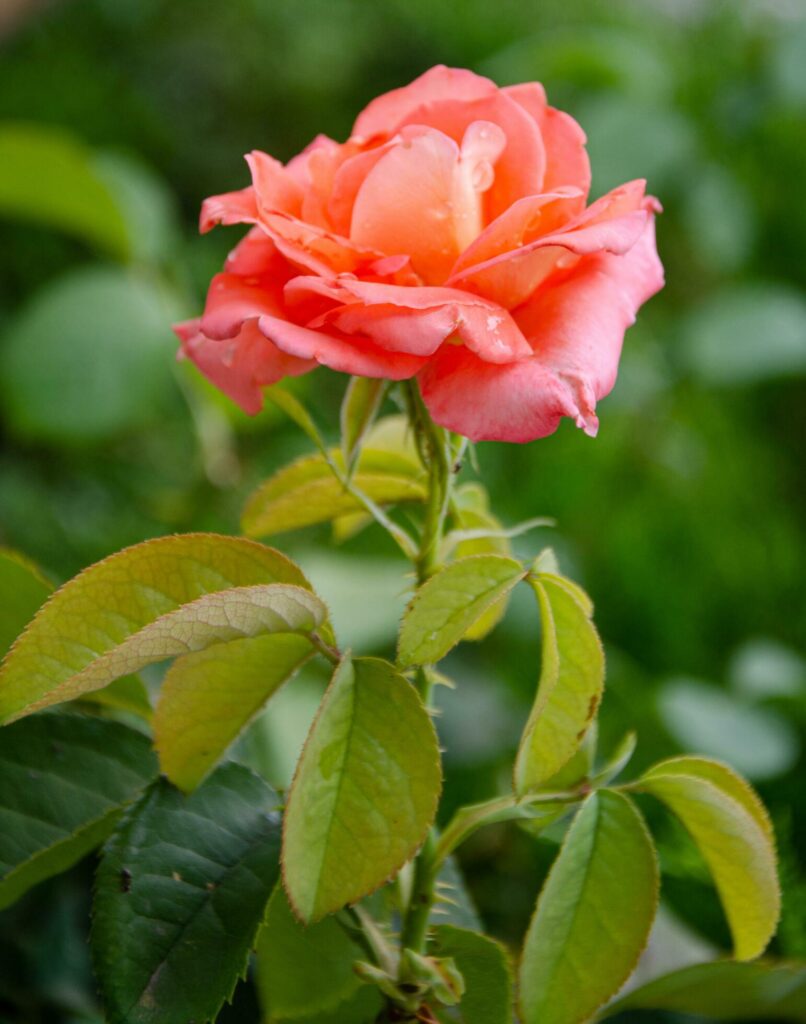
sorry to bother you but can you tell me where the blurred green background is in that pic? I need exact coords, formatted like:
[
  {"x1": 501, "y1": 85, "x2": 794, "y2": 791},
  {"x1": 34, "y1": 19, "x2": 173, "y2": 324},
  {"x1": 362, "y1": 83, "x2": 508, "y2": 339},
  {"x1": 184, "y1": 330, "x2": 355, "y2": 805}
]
[{"x1": 1, "y1": 0, "x2": 805, "y2": 1021}]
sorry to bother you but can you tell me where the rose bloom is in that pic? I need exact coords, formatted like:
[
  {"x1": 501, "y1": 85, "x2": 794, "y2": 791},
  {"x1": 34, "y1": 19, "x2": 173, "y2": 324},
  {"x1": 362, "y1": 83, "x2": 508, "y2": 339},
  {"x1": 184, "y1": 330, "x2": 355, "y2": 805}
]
[{"x1": 175, "y1": 66, "x2": 663, "y2": 442}]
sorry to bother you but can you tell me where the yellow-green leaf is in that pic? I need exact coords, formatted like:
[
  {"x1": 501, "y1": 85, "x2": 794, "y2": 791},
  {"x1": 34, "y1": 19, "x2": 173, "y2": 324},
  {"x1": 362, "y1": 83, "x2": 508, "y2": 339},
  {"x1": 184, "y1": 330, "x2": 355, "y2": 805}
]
[
  {"x1": 0, "y1": 550, "x2": 153, "y2": 721},
  {"x1": 642, "y1": 755, "x2": 774, "y2": 841},
  {"x1": 514, "y1": 575, "x2": 605, "y2": 794},
  {"x1": 451, "y1": 484, "x2": 513, "y2": 643},
  {"x1": 0, "y1": 534, "x2": 325, "y2": 723},
  {"x1": 242, "y1": 449, "x2": 426, "y2": 538},
  {"x1": 398, "y1": 555, "x2": 525, "y2": 668},
  {"x1": 265, "y1": 383, "x2": 327, "y2": 451},
  {"x1": 282, "y1": 656, "x2": 441, "y2": 923},
  {"x1": 519, "y1": 791, "x2": 659, "y2": 1024},
  {"x1": 340, "y1": 377, "x2": 386, "y2": 473},
  {"x1": 639, "y1": 765, "x2": 779, "y2": 960},
  {"x1": 155, "y1": 633, "x2": 315, "y2": 791}
]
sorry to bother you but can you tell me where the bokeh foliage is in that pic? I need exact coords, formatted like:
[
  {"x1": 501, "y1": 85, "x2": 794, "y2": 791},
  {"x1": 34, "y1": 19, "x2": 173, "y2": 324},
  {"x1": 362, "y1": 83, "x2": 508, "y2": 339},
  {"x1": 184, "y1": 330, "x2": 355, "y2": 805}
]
[{"x1": 0, "y1": 0, "x2": 804, "y2": 1021}]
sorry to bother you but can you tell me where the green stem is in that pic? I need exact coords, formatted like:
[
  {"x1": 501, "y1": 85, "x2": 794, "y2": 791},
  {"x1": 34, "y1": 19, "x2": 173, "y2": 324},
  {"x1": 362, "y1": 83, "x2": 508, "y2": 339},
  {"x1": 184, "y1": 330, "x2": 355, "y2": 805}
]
[
  {"x1": 397, "y1": 385, "x2": 458, "y2": 965},
  {"x1": 434, "y1": 789, "x2": 584, "y2": 868},
  {"x1": 399, "y1": 829, "x2": 438, "y2": 957}
]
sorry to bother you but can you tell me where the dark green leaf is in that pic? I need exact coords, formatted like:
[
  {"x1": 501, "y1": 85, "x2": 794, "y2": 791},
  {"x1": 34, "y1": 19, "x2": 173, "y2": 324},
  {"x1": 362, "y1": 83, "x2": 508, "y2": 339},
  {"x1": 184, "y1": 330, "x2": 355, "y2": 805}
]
[
  {"x1": 432, "y1": 856, "x2": 483, "y2": 932},
  {"x1": 0, "y1": 712, "x2": 156, "y2": 909},
  {"x1": 92, "y1": 763, "x2": 282, "y2": 1024},
  {"x1": 602, "y1": 959, "x2": 806, "y2": 1021}
]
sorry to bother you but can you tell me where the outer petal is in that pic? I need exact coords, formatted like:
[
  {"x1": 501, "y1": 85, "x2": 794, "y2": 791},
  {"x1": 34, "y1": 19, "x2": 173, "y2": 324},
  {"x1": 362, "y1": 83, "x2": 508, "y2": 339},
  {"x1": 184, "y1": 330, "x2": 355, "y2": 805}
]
[
  {"x1": 223, "y1": 227, "x2": 281, "y2": 276},
  {"x1": 419, "y1": 345, "x2": 581, "y2": 443},
  {"x1": 419, "y1": 217, "x2": 664, "y2": 442},
  {"x1": 504, "y1": 83, "x2": 592, "y2": 197},
  {"x1": 245, "y1": 151, "x2": 304, "y2": 217},
  {"x1": 352, "y1": 65, "x2": 496, "y2": 139},
  {"x1": 200, "y1": 187, "x2": 259, "y2": 233},
  {"x1": 254, "y1": 315, "x2": 427, "y2": 380},
  {"x1": 175, "y1": 319, "x2": 313, "y2": 415},
  {"x1": 199, "y1": 272, "x2": 289, "y2": 340},
  {"x1": 514, "y1": 217, "x2": 664, "y2": 414},
  {"x1": 285, "y1": 276, "x2": 531, "y2": 362}
]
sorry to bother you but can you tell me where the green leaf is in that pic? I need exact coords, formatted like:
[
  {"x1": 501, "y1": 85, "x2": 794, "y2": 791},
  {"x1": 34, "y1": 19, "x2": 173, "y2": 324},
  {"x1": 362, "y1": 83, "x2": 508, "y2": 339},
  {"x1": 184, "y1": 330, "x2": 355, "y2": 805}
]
[
  {"x1": 0, "y1": 124, "x2": 129, "y2": 257},
  {"x1": 330, "y1": 415, "x2": 423, "y2": 541},
  {"x1": 92, "y1": 763, "x2": 282, "y2": 1024},
  {"x1": 270, "y1": 986, "x2": 384, "y2": 1024},
  {"x1": 93, "y1": 151, "x2": 180, "y2": 266},
  {"x1": 433, "y1": 856, "x2": 483, "y2": 932},
  {"x1": 601, "y1": 959, "x2": 806, "y2": 1021},
  {"x1": 256, "y1": 885, "x2": 361, "y2": 1019},
  {"x1": 0, "y1": 553, "x2": 152, "y2": 720},
  {"x1": 85, "y1": 675, "x2": 153, "y2": 721},
  {"x1": 638, "y1": 761, "x2": 780, "y2": 960},
  {"x1": 431, "y1": 925, "x2": 513, "y2": 1024},
  {"x1": 242, "y1": 449, "x2": 426, "y2": 538},
  {"x1": 0, "y1": 534, "x2": 326, "y2": 724},
  {"x1": 283, "y1": 656, "x2": 441, "y2": 923},
  {"x1": 0, "y1": 712, "x2": 156, "y2": 909},
  {"x1": 519, "y1": 790, "x2": 659, "y2": 1024},
  {"x1": 591, "y1": 731, "x2": 636, "y2": 787},
  {"x1": 265, "y1": 384, "x2": 329, "y2": 452},
  {"x1": 397, "y1": 555, "x2": 525, "y2": 668},
  {"x1": 155, "y1": 634, "x2": 314, "y2": 791},
  {"x1": 450, "y1": 484, "x2": 513, "y2": 642},
  {"x1": 541, "y1": 722, "x2": 598, "y2": 792},
  {"x1": 0, "y1": 266, "x2": 182, "y2": 443},
  {"x1": 642, "y1": 756, "x2": 774, "y2": 841},
  {"x1": 0, "y1": 547, "x2": 52, "y2": 659},
  {"x1": 340, "y1": 377, "x2": 386, "y2": 474},
  {"x1": 514, "y1": 575, "x2": 605, "y2": 794}
]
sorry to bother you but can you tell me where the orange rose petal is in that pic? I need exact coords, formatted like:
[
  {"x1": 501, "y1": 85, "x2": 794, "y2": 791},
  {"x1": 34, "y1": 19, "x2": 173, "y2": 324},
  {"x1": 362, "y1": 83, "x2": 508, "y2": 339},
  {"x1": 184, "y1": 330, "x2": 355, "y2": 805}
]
[
  {"x1": 420, "y1": 218, "x2": 664, "y2": 443},
  {"x1": 255, "y1": 314, "x2": 427, "y2": 380},
  {"x1": 175, "y1": 319, "x2": 313, "y2": 415},
  {"x1": 352, "y1": 65, "x2": 496, "y2": 140}
]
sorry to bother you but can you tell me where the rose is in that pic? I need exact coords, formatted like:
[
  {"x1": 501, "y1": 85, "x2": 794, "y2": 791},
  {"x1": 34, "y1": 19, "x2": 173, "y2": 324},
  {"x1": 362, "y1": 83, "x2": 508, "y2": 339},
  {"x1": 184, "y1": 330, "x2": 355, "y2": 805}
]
[{"x1": 175, "y1": 65, "x2": 663, "y2": 442}]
